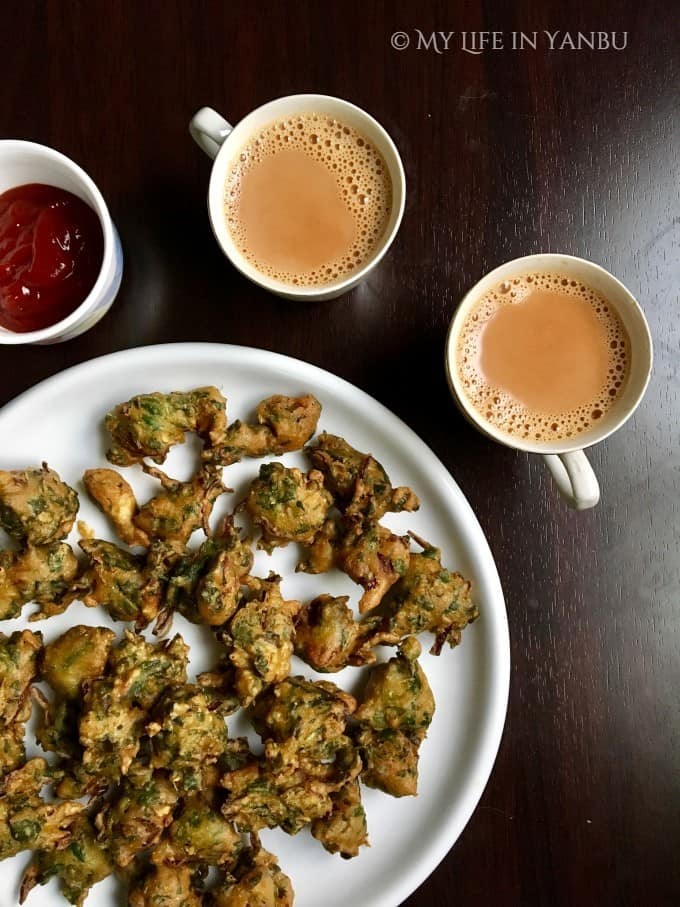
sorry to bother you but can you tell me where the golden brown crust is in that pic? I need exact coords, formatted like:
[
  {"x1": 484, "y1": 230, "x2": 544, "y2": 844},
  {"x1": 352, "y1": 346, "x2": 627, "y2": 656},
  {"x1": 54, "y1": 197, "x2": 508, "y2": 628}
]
[{"x1": 0, "y1": 388, "x2": 481, "y2": 906}]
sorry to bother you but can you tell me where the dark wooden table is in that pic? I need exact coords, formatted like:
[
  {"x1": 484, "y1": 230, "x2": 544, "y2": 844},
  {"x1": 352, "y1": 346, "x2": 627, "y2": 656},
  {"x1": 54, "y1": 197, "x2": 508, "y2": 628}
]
[{"x1": 2, "y1": 2, "x2": 678, "y2": 905}]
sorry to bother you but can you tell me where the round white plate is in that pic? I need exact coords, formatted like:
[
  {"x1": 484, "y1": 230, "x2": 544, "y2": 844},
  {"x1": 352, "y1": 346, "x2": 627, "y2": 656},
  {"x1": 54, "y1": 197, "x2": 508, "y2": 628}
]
[{"x1": 0, "y1": 343, "x2": 509, "y2": 907}]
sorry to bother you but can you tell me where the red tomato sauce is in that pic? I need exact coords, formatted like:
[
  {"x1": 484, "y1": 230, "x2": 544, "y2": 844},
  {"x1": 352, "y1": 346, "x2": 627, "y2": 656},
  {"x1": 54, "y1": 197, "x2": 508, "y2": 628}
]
[{"x1": 0, "y1": 183, "x2": 104, "y2": 332}]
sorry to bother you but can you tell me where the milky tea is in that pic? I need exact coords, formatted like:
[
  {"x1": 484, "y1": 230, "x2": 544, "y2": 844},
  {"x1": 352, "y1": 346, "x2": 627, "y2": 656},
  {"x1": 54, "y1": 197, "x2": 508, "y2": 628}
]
[
  {"x1": 224, "y1": 113, "x2": 392, "y2": 287},
  {"x1": 456, "y1": 272, "x2": 631, "y2": 443}
]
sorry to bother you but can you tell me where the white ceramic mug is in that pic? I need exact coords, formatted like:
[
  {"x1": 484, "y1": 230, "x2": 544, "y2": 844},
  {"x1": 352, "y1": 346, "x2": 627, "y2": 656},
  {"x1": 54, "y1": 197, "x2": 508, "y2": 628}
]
[
  {"x1": 445, "y1": 254, "x2": 653, "y2": 509},
  {"x1": 189, "y1": 94, "x2": 406, "y2": 301},
  {"x1": 0, "y1": 140, "x2": 123, "y2": 345}
]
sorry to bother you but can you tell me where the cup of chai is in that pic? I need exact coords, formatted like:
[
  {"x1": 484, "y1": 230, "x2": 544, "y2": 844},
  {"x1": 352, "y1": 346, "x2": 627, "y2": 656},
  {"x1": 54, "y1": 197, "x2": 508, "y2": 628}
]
[
  {"x1": 445, "y1": 254, "x2": 653, "y2": 509},
  {"x1": 189, "y1": 95, "x2": 405, "y2": 300}
]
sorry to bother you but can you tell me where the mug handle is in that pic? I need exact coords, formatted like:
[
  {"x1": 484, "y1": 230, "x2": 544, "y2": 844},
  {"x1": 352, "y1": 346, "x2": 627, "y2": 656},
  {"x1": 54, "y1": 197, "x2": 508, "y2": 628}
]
[
  {"x1": 542, "y1": 450, "x2": 600, "y2": 510},
  {"x1": 189, "y1": 107, "x2": 234, "y2": 159}
]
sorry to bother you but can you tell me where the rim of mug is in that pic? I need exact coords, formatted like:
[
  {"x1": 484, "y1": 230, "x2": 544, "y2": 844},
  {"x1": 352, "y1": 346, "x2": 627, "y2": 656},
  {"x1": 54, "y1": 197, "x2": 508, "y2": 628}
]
[
  {"x1": 205, "y1": 93, "x2": 406, "y2": 298},
  {"x1": 0, "y1": 140, "x2": 116, "y2": 345},
  {"x1": 445, "y1": 253, "x2": 654, "y2": 455}
]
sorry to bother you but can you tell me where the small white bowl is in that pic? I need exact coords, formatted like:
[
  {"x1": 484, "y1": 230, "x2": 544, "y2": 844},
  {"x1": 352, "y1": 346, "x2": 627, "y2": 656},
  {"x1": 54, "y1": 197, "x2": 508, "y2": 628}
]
[{"x1": 0, "y1": 140, "x2": 123, "y2": 345}]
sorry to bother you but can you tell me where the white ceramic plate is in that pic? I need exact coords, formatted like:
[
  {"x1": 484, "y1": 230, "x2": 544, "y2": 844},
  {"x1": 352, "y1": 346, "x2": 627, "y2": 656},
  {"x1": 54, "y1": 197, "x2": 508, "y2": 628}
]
[{"x1": 0, "y1": 343, "x2": 509, "y2": 907}]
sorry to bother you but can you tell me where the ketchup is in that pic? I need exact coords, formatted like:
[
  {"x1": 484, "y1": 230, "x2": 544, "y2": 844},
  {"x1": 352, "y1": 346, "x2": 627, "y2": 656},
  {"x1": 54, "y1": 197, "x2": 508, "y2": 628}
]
[{"x1": 0, "y1": 183, "x2": 104, "y2": 332}]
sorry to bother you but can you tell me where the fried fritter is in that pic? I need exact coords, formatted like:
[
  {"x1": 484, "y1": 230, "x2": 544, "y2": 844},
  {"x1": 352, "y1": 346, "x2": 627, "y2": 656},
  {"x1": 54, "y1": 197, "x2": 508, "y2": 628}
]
[
  {"x1": 41, "y1": 625, "x2": 116, "y2": 700},
  {"x1": 0, "y1": 543, "x2": 78, "y2": 620},
  {"x1": 0, "y1": 465, "x2": 79, "y2": 545},
  {"x1": 355, "y1": 726, "x2": 421, "y2": 798},
  {"x1": 133, "y1": 538, "x2": 187, "y2": 631},
  {"x1": 128, "y1": 863, "x2": 203, "y2": 907},
  {"x1": 197, "y1": 657, "x2": 240, "y2": 717},
  {"x1": 95, "y1": 766, "x2": 178, "y2": 868},
  {"x1": 306, "y1": 433, "x2": 418, "y2": 520},
  {"x1": 245, "y1": 463, "x2": 332, "y2": 553},
  {"x1": 294, "y1": 595, "x2": 362, "y2": 673},
  {"x1": 95, "y1": 769, "x2": 178, "y2": 869},
  {"x1": 28, "y1": 538, "x2": 147, "y2": 624},
  {"x1": 310, "y1": 778, "x2": 368, "y2": 859},
  {"x1": 20, "y1": 815, "x2": 113, "y2": 907},
  {"x1": 209, "y1": 394, "x2": 321, "y2": 466},
  {"x1": 152, "y1": 793, "x2": 242, "y2": 866},
  {"x1": 79, "y1": 676, "x2": 145, "y2": 778},
  {"x1": 369, "y1": 537, "x2": 478, "y2": 654},
  {"x1": 221, "y1": 676, "x2": 360, "y2": 837},
  {"x1": 298, "y1": 517, "x2": 410, "y2": 613},
  {"x1": 82, "y1": 468, "x2": 149, "y2": 547},
  {"x1": 85, "y1": 464, "x2": 225, "y2": 548},
  {"x1": 227, "y1": 575, "x2": 301, "y2": 707},
  {"x1": 34, "y1": 627, "x2": 115, "y2": 765},
  {"x1": 105, "y1": 386, "x2": 227, "y2": 466},
  {"x1": 220, "y1": 760, "x2": 335, "y2": 835},
  {"x1": 147, "y1": 684, "x2": 228, "y2": 788},
  {"x1": 34, "y1": 694, "x2": 80, "y2": 760},
  {"x1": 162, "y1": 518, "x2": 252, "y2": 629},
  {"x1": 0, "y1": 630, "x2": 42, "y2": 775},
  {"x1": 76, "y1": 632, "x2": 188, "y2": 785},
  {"x1": 0, "y1": 758, "x2": 84, "y2": 860},
  {"x1": 135, "y1": 465, "x2": 225, "y2": 544},
  {"x1": 211, "y1": 845, "x2": 294, "y2": 907},
  {"x1": 108, "y1": 631, "x2": 189, "y2": 710},
  {"x1": 250, "y1": 676, "x2": 357, "y2": 775},
  {"x1": 353, "y1": 639, "x2": 433, "y2": 799},
  {"x1": 79, "y1": 539, "x2": 146, "y2": 621},
  {"x1": 193, "y1": 546, "x2": 249, "y2": 628},
  {"x1": 256, "y1": 394, "x2": 321, "y2": 452},
  {"x1": 355, "y1": 637, "x2": 434, "y2": 735},
  {"x1": 52, "y1": 633, "x2": 188, "y2": 799},
  {"x1": 336, "y1": 522, "x2": 410, "y2": 613},
  {"x1": 0, "y1": 630, "x2": 42, "y2": 724},
  {"x1": 295, "y1": 517, "x2": 337, "y2": 574}
]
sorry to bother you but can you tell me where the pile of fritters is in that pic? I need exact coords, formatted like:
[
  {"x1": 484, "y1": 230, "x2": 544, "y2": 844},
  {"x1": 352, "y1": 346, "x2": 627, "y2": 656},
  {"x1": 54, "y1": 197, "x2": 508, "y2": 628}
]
[{"x1": 0, "y1": 386, "x2": 479, "y2": 906}]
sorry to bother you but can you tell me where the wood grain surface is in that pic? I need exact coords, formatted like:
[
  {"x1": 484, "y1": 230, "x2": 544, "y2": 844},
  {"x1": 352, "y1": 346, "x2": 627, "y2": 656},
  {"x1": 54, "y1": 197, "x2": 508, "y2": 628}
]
[{"x1": 1, "y1": 2, "x2": 678, "y2": 905}]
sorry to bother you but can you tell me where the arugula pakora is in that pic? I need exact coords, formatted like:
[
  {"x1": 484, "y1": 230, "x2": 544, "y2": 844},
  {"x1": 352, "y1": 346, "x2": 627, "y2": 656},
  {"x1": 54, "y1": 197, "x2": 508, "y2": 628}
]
[
  {"x1": 367, "y1": 534, "x2": 479, "y2": 654},
  {"x1": 209, "y1": 394, "x2": 321, "y2": 466},
  {"x1": 293, "y1": 595, "x2": 363, "y2": 673},
  {"x1": 225, "y1": 575, "x2": 301, "y2": 707},
  {"x1": 0, "y1": 544, "x2": 78, "y2": 621},
  {"x1": 354, "y1": 638, "x2": 434, "y2": 798},
  {"x1": 0, "y1": 465, "x2": 78, "y2": 545},
  {"x1": 94, "y1": 765, "x2": 178, "y2": 867},
  {"x1": 34, "y1": 626, "x2": 116, "y2": 764},
  {"x1": 0, "y1": 387, "x2": 482, "y2": 907},
  {"x1": 105, "y1": 386, "x2": 227, "y2": 466},
  {"x1": 245, "y1": 463, "x2": 332, "y2": 553},
  {"x1": 20, "y1": 815, "x2": 113, "y2": 907},
  {"x1": 85, "y1": 465, "x2": 225, "y2": 547},
  {"x1": 298, "y1": 518, "x2": 411, "y2": 613},
  {"x1": 210, "y1": 844, "x2": 294, "y2": 907},
  {"x1": 128, "y1": 863, "x2": 203, "y2": 907},
  {"x1": 151, "y1": 793, "x2": 242, "y2": 866},
  {"x1": 41, "y1": 625, "x2": 115, "y2": 700},
  {"x1": 306, "y1": 433, "x2": 419, "y2": 521},
  {"x1": 0, "y1": 758, "x2": 83, "y2": 861},
  {"x1": 0, "y1": 631, "x2": 42, "y2": 775},
  {"x1": 160, "y1": 517, "x2": 252, "y2": 630},
  {"x1": 250, "y1": 675, "x2": 357, "y2": 776},
  {"x1": 310, "y1": 778, "x2": 368, "y2": 859},
  {"x1": 82, "y1": 468, "x2": 149, "y2": 547},
  {"x1": 147, "y1": 684, "x2": 229, "y2": 788}
]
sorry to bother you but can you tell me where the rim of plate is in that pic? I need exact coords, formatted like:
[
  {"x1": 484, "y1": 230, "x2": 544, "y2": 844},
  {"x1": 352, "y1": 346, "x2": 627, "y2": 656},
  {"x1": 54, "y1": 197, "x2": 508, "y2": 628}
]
[{"x1": 0, "y1": 342, "x2": 510, "y2": 906}]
